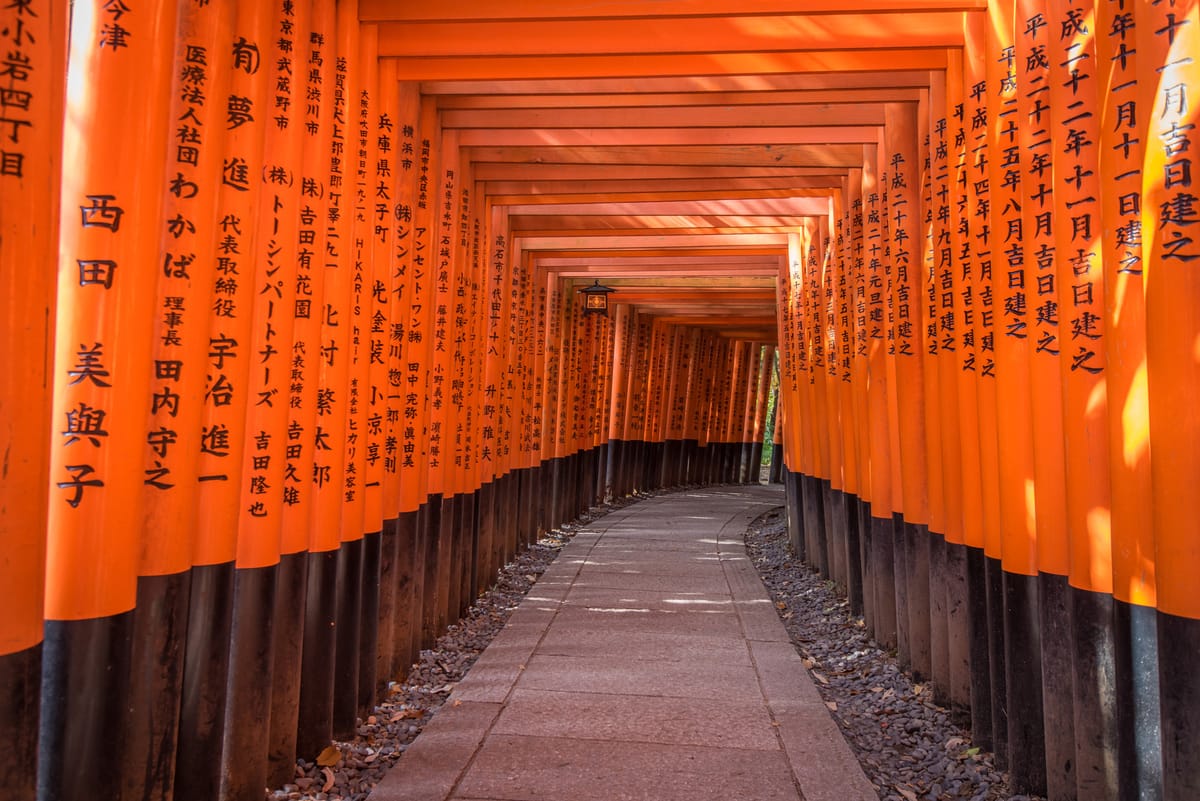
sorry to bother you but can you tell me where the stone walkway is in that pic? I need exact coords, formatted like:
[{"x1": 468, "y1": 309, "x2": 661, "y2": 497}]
[{"x1": 368, "y1": 485, "x2": 878, "y2": 801}]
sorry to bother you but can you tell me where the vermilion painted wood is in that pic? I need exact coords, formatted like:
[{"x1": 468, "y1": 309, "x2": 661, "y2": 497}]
[
  {"x1": 422, "y1": 72, "x2": 938, "y2": 97},
  {"x1": 361, "y1": 0, "x2": 985, "y2": 22},
  {"x1": 375, "y1": 14, "x2": 968, "y2": 58},
  {"x1": 466, "y1": 144, "x2": 866, "y2": 167},
  {"x1": 382, "y1": 49, "x2": 950, "y2": 82},
  {"x1": 443, "y1": 104, "x2": 889, "y2": 129},
  {"x1": 438, "y1": 88, "x2": 924, "y2": 111}
]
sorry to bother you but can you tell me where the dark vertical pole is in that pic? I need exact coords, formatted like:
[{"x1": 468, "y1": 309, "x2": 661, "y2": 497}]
[
  {"x1": 985, "y1": 557, "x2": 1008, "y2": 768},
  {"x1": 358, "y1": 530, "x2": 382, "y2": 714},
  {"x1": 121, "y1": 573, "x2": 191, "y2": 801},
  {"x1": 219, "y1": 566, "x2": 278, "y2": 801},
  {"x1": 1040, "y1": 572, "x2": 1076, "y2": 801},
  {"x1": 267, "y1": 551, "x2": 309, "y2": 789},
  {"x1": 1115, "y1": 602, "x2": 1162, "y2": 801},
  {"x1": 295, "y1": 550, "x2": 337, "y2": 759},
  {"x1": 1003, "y1": 571, "x2": 1045, "y2": 795},
  {"x1": 965, "y1": 546, "x2": 992, "y2": 750}
]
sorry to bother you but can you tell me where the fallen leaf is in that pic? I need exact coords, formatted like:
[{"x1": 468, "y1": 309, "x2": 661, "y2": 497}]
[
  {"x1": 453, "y1": 699, "x2": 463, "y2": 707},
  {"x1": 321, "y1": 767, "x2": 335, "y2": 793},
  {"x1": 391, "y1": 709, "x2": 424, "y2": 721},
  {"x1": 364, "y1": 752, "x2": 378, "y2": 764},
  {"x1": 801, "y1": 658, "x2": 815, "y2": 670},
  {"x1": 316, "y1": 745, "x2": 341, "y2": 767},
  {"x1": 898, "y1": 787, "x2": 918, "y2": 801},
  {"x1": 811, "y1": 671, "x2": 829, "y2": 685},
  {"x1": 825, "y1": 701, "x2": 838, "y2": 712},
  {"x1": 432, "y1": 683, "x2": 455, "y2": 694},
  {"x1": 965, "y1": 746, "x2": 981, "y2": 756},
  {"x1": 871, "y1": 686, "x2": 885, "y2": 693}
]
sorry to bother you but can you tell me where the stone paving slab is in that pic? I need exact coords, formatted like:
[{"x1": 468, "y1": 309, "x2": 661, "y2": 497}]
[
  {"x1": 515, "y1": 653, "x2": 765, "y2": 700},
  {"x1": 491, "y1": 688, "x2": 781, "y2": 750},
  {"x1": 453, "y1": 735, "x2": 802, "y2": 801},
  {"x1": 369, "y1": 485, "x2": 876, "y2": 801}
]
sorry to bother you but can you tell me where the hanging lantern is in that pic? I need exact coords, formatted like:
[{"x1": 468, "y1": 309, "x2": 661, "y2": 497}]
[{"x1": 578, "y1": 279, "x2": 616, "y2": 316}]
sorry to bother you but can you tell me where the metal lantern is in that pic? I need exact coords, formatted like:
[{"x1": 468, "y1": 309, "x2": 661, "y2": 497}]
[{"x1": 578, "y1": 279, "x2": 616, "y2": 315}]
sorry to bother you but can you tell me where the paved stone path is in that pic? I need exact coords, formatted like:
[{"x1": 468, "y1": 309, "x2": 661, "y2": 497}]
[{"x1": 368, "y1": 485, "x2": 878, "y2": 801}]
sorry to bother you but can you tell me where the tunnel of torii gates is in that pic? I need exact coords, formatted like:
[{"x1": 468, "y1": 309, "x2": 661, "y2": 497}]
[{"x1": 0, "y1": 1, "x2": 1198, "y2": 800}]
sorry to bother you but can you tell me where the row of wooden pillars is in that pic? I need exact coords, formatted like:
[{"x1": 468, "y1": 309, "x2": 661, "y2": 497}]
[
  {"x1": 0, "y1": 2, "x2": 778, "y2": 801},
  {"x1": 772, "y1": 3, "x2": 1199, "y2": 801}
]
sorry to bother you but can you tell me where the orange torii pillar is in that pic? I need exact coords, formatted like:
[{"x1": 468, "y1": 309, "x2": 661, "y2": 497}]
[
  {"x1": 1098, "y1": 3, "x2": 1162, "y2": 798},
  {"x1": 1141, "y1": 3, "x2": 1200, "y2": 798},
  {"x1": 1042, "y1": 0, "x2": 1119, "y2": 796},
  {"x1": 476, "y1": 203, "x2": 512, "y2": 594},
  {"x1": 745, "y1": 344, "x2": 775, "y2": 484},
  {"x1": 518, "y1": 253, "x2": 548, "y2": 545},
  {"x1": 371, "y1": 60, "x2": 409, "y2": 707},
  {"x1": 861, "y1": 142, "x2": 900, "y2": 651},
  {"x1": 679, "y1": 328, "x2": 708, "y2": 487},
  {"x1": 768, "y1": 389, "x2": 784, "y2": 485},
  {"x1": 885, "y1": 100, "x2": 935, "y2": 688},
  {"x1": 927, "y1": 59, "x2": 974, "y2": 722},
  {"x1": 659, "y1": 326, "x2": 687, "y2": 488},
  {"x1": 920, "y1": 75, "x2": 954, "y2": 711},
  {"x1": 604, "y1": 302, "x2": 632, "y2": 497},
  {"x1": 41, "y1": 3, "x2": 179, "y2": 801},
  {"x1": 0, "y1": 3, "x2": 63, "y2": 799},
  {"x1": 954, "y1": 6, "x2": 997, "y2": 755},
  {"x1": 778, "y1": 232, "x2": 806, "y2": 561},
  {"x1": 537, "y1": 271, "x2": 564, "y2": 528}
]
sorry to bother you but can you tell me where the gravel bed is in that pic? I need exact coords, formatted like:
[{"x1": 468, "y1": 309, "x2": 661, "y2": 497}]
[
  {"x1": 268, "y1": 492, "x2": 656, "y2": 801},
  {"x1": 744, "y1": 505, "x2": 1043, "y2": 801}
]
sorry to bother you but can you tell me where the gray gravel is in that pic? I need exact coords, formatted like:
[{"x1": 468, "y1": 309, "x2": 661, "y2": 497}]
[
  {"x1": 744, "y1": 504, "x2": 1043, "y2": 801},
  {"x1": 268, "y1": 490, "x2": 1042, "y2": 801}
]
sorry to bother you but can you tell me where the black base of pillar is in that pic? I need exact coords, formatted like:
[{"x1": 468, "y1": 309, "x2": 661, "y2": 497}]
[
  {"x1": 295, "y1": 550, "x2": 337, "y2": 760},
  {"x1": 359, "y1": 530, "x2": 382, "y2": 715},
  {"x1": 0, "y1": 641, "x2": 40, "y2": 801},
  {"x1": 332, "y1": 539, "x2": 364, "y2": 740},
  {"x1": 1115, "y1": 600, "x2": 1162, "y2": 801},
  {"x1": 1067, "y1": 585, "x2": 1118, "y2": 800},
  {"x1": 175, "y1": 561, "x2": 235, "y2": 801},
  {"x1": 268, "y1": 551, "x2": 309, "y2": 790},
  {"x1": 945, "y1": 541, "x2": 971, "y2": 726},
  {"x1": 893, "y1": 514, "x2": 910, "y2": 669},
  {"x1": 1039, "y1": 572, "x2": 1076, "y2": 801},
  {"x1": 1158, "y1": 610, "x2": 1200, "y2": 801},
  {"x1": 871, "y1": 514, "x2": 897, "y2": 650},
  {"x1": 985, "y1": 556, "x2": 1008, "y2": 769},
  {"x1": 964, "y1": 546, "x2": 992, "y2": 751},
  {"x1": 38, "y1": 612, "x2": 134, "y2": 801},
  {"x1": 1003, "y1": 570, "x2": 1046, "y2": 795},
  {"x1": 907, "y1": 522, "x2": 932, "y2": 683},
  {"x1": 122, "y1": 571, "x2": 191, "y2": 801},
  {"x1": 391, "y1": 510, "x2": 420, "y2": 679},
  {"x1": 221, "y1": 563, "x2": 278, "y2": 801},
  {"x1": 929, "y1": 533, "x2": 950, "y2": 706}
]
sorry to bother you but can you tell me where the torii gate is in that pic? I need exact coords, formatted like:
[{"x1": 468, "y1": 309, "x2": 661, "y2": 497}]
[{"x1": 1, "y1": 3, "x2": 1196, "y2": 801}]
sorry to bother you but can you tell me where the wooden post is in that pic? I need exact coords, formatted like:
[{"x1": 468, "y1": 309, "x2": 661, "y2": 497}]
[
  {"x1": 1096, "y1": 3, "x2": 1162, "y2": 797},
  {"x1": 43, "y1": 3, "x2": 179, "y2": 800},
  {"x1": 1140, "y1": 4, "x2": 1200, "y2": 798},
  {"x1": 0, "y1": 3, "x2": 64, "y2": 799}
]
